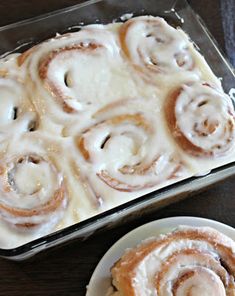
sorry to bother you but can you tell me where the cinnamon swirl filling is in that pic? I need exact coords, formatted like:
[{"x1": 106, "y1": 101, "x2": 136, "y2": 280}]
[
  {"x1": 18, "y1": 27, "x2": 121, "y2": 114},
  {"x1": 0, "y1": 154, "x2": 67, "y2": 228},
  {"x1": 77, "y1": 103, "x2": 185, "y2": 192},
  {"x1": 165, "y1": 82, "x2": 235, "y2": 157},
  {"x1": 119, "y1": 16, "x2": 194, "y2": 83}
]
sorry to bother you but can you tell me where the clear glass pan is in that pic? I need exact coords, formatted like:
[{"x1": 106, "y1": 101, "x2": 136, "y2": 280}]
[{"x1": 0, "y1": 0, "x2": 234, "y2": 260}]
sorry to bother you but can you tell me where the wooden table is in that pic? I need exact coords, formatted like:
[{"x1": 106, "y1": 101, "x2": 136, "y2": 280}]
[{"x1": 0, "y1": 1, "x2": 234, "y2": 295}]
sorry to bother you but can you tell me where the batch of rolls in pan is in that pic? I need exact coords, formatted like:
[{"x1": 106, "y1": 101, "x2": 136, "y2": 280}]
[{"x1": 0, "y1": 15, "x2": 234, "y2": 248}]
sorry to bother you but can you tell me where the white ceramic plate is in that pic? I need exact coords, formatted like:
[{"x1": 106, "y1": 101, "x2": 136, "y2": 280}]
[{"x1": 86, "y1": 216, "x2": 235, "y2": 296}]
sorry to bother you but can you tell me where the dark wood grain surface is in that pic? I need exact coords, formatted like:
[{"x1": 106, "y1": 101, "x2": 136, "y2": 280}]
[{"x1": 0, "y1": 1, "x2": 234, "y2": 295}]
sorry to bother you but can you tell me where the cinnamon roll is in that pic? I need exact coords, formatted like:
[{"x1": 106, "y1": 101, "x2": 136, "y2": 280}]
[
  {"x1": 17, "y1": 26, "x2": 127, "y2": 120},
  {"x1": 76, "y1": 99, "x2": 186, "y2": 192},
  {"x1": 165, "y1": 82, "x2": 235, "y2": 157},
  {"x1": 119, "y1": 16, "x2": 194, "y2": 83},
  {"x1": 0, "y1": 76, "x2": 38, "y2": 141},
  {"x1": 111, "y1": 226, "x2": 235, "y2": 295},
  {"x1": 0, "y1": 134, "x2": 67, "y2": 229}
]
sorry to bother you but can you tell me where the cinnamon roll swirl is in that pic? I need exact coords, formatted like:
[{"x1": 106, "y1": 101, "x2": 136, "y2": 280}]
[
  {"x1": 18, "y1": 26, "x2": 123, "y2": 118},
  {"x1": 111, "y1": 226, "x2": 235, "y2": 295},
  {"x1": 76, "y1": 99, "x2": 186, "y2": 192},
  {"x1": 0, "y1": 135, "x2": 67, "y2": 229},
  {"x1": 119, "y1": 16, "x2": 194, "y2": 83},
  {"x1": 165, "y1": 82, "x2": 235, "y2": 157}
]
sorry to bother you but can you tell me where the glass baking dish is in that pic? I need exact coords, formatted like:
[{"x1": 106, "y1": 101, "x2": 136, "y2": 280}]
[{"x1": 0, "y1": 0, "x2": 234, "y2": 260}]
